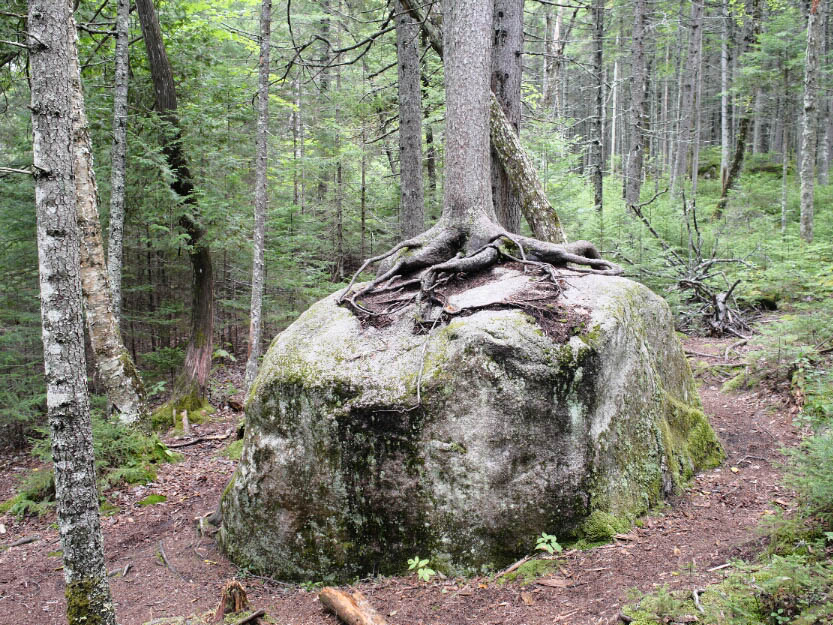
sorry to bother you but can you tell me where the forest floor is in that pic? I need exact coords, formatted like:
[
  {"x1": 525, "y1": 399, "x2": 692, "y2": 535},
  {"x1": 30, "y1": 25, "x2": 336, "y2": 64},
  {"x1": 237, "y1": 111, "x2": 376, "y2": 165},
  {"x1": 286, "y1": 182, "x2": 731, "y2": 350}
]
[{"x1": 0, "y1": 334, "x2": 802, "y2": 625}]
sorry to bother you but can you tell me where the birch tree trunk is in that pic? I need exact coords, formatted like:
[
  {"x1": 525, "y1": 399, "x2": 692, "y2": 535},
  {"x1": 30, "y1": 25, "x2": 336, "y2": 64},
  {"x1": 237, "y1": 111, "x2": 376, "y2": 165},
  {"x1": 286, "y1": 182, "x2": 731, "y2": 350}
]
[
  {"x1": 107, "y1": 0, "x2": 129, "y2": 326},
  {"x1": 800, "y1": 0, "x2": 823, "y2": 242},
  {"x1": 135, "y1": 0, "x2": 214, "y2": 405},
  {"x1": 489, "y1": 0, "x2": 523, "y2": 233},
  {"x1": 624, "y1": 0, "x2": 648, "y2": 207},
  {"x1": 245, "y1": 0, "x2": 271, "y2": 393},
  {"x1": 28, "y1": 1, "x2": 116, "y2": 622},
  {"x1": 69, "y1": 1, "x2": 148, "y2": 427},
  {"x1": 395, "y1": 0, "x2": 425, "y2": 240}
]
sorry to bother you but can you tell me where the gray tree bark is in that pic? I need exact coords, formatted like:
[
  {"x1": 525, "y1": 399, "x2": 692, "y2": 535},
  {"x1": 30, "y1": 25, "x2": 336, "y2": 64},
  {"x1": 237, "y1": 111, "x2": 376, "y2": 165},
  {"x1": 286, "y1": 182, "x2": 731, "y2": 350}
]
[
  {"x1": 107, "y1": 0, "x2": 129, "y2": 326},
  {"x1": 395, "y1": 0, "x2": 425, "y2": 240},
  {"x1": 489, "y1": 0, "x2": 522, "y2": 233},
  {"x1": 28, "y1": 1, "x2": 116, "y2": 622},
  {"x1": 672, "y1": 0, "x2": 703, "y2": 194},
  {"x1": 245, "y1": 0, "x2": 271, "y2": 393},
  {"x1": 590, "y1": 0, "x2": 604, "y2": 225},
  {"x1": 720, "y1": 0, "x2": 730, "y2": 188},
  {"x1": 624, "y1": 0, "x2": 648, "y2": 207},
  {"x1": 398, "y1": 0, "x2": 566, "y2": 243},
  {"x1": 800, "y1": 0, "x2": 823, "y2": 242},
  {"x1": 69, "y1": 0, "x2": 148, "y2": 428}
]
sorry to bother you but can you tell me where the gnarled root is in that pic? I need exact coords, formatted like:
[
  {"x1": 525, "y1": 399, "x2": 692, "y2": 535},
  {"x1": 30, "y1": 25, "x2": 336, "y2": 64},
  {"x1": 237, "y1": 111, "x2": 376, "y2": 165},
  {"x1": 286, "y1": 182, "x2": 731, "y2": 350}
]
[{"x1": 337, "y1": 223, "x2": 622, "y2": 317}]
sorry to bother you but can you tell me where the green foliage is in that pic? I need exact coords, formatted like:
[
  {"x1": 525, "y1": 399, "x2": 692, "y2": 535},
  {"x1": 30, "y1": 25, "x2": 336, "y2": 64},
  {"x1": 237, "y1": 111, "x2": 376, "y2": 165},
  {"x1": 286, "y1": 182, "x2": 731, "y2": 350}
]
[
  {"x1": 580, "y1": 510, "x2": 631, "y2": 543},
  {"x1": 1, "y1": 413, "x2": 180, "y2": 517},
  {"x1": 535, "y1": 532, "x2": 563, "y2": 555},
  {"x1": 407, "y1": 556, "x2": 436, "y2": 582}
]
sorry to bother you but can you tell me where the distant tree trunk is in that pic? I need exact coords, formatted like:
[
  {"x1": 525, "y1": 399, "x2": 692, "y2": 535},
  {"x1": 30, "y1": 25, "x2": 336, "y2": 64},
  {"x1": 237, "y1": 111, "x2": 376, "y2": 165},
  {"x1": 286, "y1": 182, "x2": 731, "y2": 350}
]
[
  {"x1": 624, "y1": 0, "x2": 648, "y2": 207},
  {"x1": 590, "y1": 0, "x2": 604, "y2": 231},
  {"x1": 781, "y1": 119, "x2": 789, "y2": 235},
  {"x1": 135, "y1": 0, "x2": 214, "y2": 406},
  {"x1": 489, "y1": 0, "x2": 522, "y2": 233},
  {"x1": 715, "y1": 0, "x2": 761, "y2": 219},
  {"x1": 293, "y1": 77, "x2": 304, "y2": 211},
  {"x1": 69, "y1": 0, "x2": 147, "y2": 428},
  {"x1": 720, "y1": 0, "x2": 730, "y2": 188},
  {"x1": 245, "y1": 0, "x2": 271, "y2": 393},
  {"x1": 28, "y1": 1, "x2": 116, "y2": 623},
  {"x1": 752, "y1": 88, "x2": 764, "y2": 153},
  {"x1": 819, "y1": 98, "x2": 831, "y2": 185},
  {"x1": 672, "y1": 0, "x2": 703, "y2": 194},
  {"x1": 395, "y1": 0, "x2": 425, "y2": 240},
  {"x1": 107, "y1": 0, "x2": 129, "y2": 326},
  {"x1": 800, "y1": 0, "x2": 823, "y2": 243},
  {"x1": 609, "y1": 33, "x2": 620, "y2": 176}
]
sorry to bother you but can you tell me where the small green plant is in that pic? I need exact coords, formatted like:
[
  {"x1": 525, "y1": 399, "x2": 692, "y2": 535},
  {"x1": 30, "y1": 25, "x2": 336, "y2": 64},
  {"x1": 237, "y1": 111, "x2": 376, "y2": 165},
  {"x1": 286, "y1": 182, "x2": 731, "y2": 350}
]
[
  {"x1": 535, "y1": 532, "x2": 562, "y2": 555},
  {"x1": 408, "y1": 556, "x2": 436, "y2": 582}
]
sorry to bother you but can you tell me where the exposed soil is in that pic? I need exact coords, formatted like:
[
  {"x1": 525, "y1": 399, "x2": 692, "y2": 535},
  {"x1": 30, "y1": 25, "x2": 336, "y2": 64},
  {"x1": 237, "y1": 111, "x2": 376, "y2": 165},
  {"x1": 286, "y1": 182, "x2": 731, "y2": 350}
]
[{"x1": 0, "y1": 335, "x2": 802, "y2": 625}]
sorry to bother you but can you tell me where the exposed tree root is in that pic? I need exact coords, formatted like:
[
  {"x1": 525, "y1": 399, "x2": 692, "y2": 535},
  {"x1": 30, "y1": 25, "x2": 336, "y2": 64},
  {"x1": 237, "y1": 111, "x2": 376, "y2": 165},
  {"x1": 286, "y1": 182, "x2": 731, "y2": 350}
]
[{"x1": 337, "y1": 222, "x2": 622, "y2": 318}]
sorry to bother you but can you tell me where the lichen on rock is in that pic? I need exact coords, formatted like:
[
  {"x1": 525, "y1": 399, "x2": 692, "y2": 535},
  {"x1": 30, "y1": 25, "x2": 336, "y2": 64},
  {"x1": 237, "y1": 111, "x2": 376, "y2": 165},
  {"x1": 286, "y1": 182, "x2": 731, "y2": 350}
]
[{"x1": 219, "y1": 266, "x2": 723, "y2": 581}]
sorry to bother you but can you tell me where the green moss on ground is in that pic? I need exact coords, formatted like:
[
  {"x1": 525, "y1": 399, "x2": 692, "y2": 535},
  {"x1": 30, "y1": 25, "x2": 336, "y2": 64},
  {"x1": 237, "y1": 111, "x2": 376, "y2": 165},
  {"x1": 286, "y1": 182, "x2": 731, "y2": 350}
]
[
  {"x1": 497, "y1": 557, "x2": 561, "y2": 584},
  {"x1": 580, "y1": 510, "x2": 632, "y2": 542}
]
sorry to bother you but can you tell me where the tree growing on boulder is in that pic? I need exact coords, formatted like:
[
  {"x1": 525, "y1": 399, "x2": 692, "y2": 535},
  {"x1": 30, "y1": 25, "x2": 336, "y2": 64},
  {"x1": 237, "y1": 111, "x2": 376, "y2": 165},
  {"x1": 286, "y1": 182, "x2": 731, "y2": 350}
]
[{"x1": 338, "y1": 0, "x2": 620, "y2": 316}]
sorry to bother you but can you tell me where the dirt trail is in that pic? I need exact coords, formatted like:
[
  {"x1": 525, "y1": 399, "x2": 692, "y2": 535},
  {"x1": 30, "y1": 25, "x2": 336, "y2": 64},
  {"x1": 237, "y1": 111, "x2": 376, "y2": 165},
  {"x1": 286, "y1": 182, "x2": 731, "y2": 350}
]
[{"x1": 0, "y1": 336, "x2": 800, "y2": 625}]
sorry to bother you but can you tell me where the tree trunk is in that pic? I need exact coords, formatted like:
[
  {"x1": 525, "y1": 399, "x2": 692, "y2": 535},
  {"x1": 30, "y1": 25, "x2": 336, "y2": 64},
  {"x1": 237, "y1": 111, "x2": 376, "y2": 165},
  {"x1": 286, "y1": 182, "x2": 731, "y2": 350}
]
[
  {"x1": 28, "y1": 1, "x2": 116, "y2": 623},
  {"x1": 395, "y1": 0, "x2": 425, "y2": 240},
  {"x1": 672, "y1": 0, "x2": 703, "y2": 194},
  {"x1": 624, "y1": 0, "x2": 648, "y2": 207},
  {"x1": 69, "y1": 0, "x2": 148, "y2": 427},
  {"x1": 489, "y1": 0, "x2": 522, "y2": 233},
  {"x1": 443, "y1": 0, "x2": 494, "y2": 229},
  {"x1": 781, "y1": 119, "x2": 789, "y2": 235},
  {"x1": 715, "y1": 0, "x2": 761, "y2": 219},
  {"x1": 135, "y1": 0, "x2": 214, "y2": 405},
  {"x1": 245, "y1": 0, "x2": 271, "y2": 393},
  {"x1": 107, "y1": 0, "x2": 129, "y2": 326},
  {"x1": 398, "y1": 0, "x2": 566, "y2": 243},
  {"x1": 590, "y1": 0, "x2": 604, "y2": 229},
  {"x1": 720, "y1": 0, "x2": 730, "y2": 188},
  {"x1": 800, "y1": 0, "x2": 822, "y2": 243}
]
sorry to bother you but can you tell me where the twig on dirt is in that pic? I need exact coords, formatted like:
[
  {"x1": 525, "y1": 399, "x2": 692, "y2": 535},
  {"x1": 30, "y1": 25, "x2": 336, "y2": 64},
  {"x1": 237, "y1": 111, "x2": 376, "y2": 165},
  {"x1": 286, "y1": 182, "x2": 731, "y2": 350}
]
[
  {"x1": 495, "y1": 555, "x2": 531, "y2": 578},
  {"x1": 166, "y1": 431, "x2": 232, "y2": 448},
  {"x1": 229, "y1": 609, "x2": 265, "y2": 625},
  {"x1": 2, "y1": 534, "x2": 40, "y2": 550},
  {"x1": 617, "y1": 611, "x2": 634, "y2": 624},
  {"x1": 692, "y1": 589, "x2": 705, "y2": 614},
  {"x1": 158, "y1": 540, "x2": 188, "y2": 581},
  {"x1": 725, "y1": 339, "x2": 748, "y2": 361},
  {"x1": 706, "y1": 563, "x2": 732, "y2": 572},
  {"x1": 123, "y1": 562, "x2": 132, "y2": 577}
]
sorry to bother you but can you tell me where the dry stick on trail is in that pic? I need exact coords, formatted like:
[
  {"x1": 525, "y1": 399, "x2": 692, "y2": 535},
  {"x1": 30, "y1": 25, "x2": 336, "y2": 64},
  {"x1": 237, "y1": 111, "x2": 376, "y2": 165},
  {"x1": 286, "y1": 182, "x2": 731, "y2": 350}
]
[{"x1": 319, "y1": 588, "x2": 388, "y2": 625}]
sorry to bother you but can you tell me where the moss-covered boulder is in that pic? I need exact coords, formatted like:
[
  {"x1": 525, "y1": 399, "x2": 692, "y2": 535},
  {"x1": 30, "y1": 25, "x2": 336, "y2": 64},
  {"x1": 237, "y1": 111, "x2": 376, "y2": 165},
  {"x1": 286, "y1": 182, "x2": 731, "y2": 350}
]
[{"x1": 219, "y1": 267, "x2": 723, "y2": 581}]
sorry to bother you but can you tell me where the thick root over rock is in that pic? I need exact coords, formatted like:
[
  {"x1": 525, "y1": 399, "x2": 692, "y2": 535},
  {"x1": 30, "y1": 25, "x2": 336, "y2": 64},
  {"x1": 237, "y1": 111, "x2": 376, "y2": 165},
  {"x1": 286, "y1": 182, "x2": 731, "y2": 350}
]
[{"x1": 337, "y1": 222, "x2": 622, "y2": 317}]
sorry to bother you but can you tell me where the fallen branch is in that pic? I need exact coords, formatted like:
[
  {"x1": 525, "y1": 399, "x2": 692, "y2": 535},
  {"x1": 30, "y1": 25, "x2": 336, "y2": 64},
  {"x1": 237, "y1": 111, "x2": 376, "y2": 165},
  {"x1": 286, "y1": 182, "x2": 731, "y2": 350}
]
[
  {"x1": 319, "y1": 587, "x2": 388, "y2": 625},
  {"x1": 166, "y1": 431, "x2": 232, "y2": 448},
  {"x1": 692, "y1": 588, "x2": 705, "y2": 614},
  {"x1": 1, "y1": 534, "x2": 40, "y2": 551},
  {"x1": 495, "y1": 555, "x2": 531, "y2": 579},
  {"x1": 230, "y1": 610, "x2": 264, "y2": 625},
  {"x1": 158, "y1": 540, "x2": 187, "y2": 581}
]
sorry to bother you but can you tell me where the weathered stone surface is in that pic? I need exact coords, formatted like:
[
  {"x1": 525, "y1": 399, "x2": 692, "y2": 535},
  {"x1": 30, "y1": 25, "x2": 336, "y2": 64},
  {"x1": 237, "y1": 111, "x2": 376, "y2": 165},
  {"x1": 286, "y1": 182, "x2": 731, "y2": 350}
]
[{"x1": 219, "y1": 267, "x2": 723, "y2": 581}]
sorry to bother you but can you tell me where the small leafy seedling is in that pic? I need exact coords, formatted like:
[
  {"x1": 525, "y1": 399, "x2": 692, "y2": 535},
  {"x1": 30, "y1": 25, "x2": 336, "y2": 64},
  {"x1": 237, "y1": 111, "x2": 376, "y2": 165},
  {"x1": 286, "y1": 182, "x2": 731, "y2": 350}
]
[
  {"x1": 535, "y1": 532, "x2": 562, "y2": 555},
  {"x1": 407, "y1": 556, "x2": 436, "y2": 582}
]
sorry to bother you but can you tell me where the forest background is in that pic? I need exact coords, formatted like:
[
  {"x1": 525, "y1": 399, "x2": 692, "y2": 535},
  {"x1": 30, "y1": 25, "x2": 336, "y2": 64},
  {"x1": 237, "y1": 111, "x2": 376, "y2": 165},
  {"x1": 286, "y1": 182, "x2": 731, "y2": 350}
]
[{"x1": 2, "y1": 0, "x2": 833, "y2": 620}]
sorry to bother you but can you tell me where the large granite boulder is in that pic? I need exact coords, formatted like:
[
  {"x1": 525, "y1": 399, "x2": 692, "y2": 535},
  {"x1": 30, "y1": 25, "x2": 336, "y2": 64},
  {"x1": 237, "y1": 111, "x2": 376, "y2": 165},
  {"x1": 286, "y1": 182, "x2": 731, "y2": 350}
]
[{"x1": 219, "y1": 266, "x2": 723, "y2": 581}]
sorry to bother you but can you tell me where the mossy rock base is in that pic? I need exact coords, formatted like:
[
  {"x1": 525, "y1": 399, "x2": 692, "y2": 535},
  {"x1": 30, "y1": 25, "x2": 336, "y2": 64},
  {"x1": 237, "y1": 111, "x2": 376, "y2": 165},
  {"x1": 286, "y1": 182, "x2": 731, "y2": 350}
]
[
  {"x1": 150, "y1": 392, "x2": 214, "y2": 430},
  {"x1": 220, "y1": 267, "x2": 723, "y2": 582}
]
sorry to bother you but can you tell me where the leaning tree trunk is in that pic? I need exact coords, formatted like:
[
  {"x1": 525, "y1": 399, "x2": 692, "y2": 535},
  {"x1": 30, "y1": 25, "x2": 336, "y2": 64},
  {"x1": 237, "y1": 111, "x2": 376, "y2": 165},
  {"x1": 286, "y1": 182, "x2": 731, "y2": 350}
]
[
  {"x1": 135, "y1": 0, "x2": 214, "y2": 408},
  {"x1": 800, "y1": 0, "x2": 822, "y2": 243},
  {"x1": 28, "y1": 1, "x2": 116, "y2": 623},
  {"x1": 489, "y1": 0, "x2": 522, "y2": 233},
  {"x1": 245, "y1": 0, "x2": 271, "y2": 393},
  {"x1": 107, "y1": 0, "x2": 129, "y2": 326},
  {"x1": 395, "y1": 0, "x2": 425, "y2": 240},
  {"x1": 714, "y1": 0, "x2": 761, "y2": 219},
  {"x1": 69, "y1": 2, "x2": 148, "y2": 428},
  {"x1": 398, "y1": 0, "x2": 566, "y2": 244}
]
